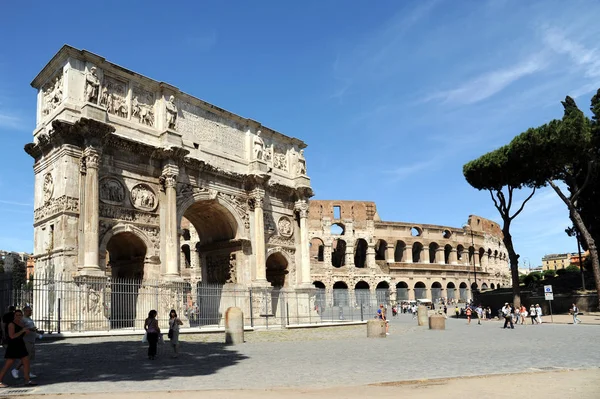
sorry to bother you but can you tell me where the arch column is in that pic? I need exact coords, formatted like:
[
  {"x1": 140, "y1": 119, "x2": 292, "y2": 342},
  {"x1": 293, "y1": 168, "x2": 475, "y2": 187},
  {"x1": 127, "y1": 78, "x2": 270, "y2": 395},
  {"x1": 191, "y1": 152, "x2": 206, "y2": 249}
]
[
  {"x1": 251, "y1": 189, "x2": 267, "y2": 283},
  {"x1": 80, "y1": 146, "x2": 102, "y2": 276},
  {"x1": 405, "y1": 245, "x2": 413, "y2": 263},
  {"x1": 295, "y1": 200, "x2": 311, "y2": 287},
  {"x1": 160, "y1": 165, "x2": 179, "y2": 280},
  {"x1": 386, "y1": 244, "x2": 395, "y2": 263},
  {"x1": 450, "y1": 249, "x2": 458, "y2": 265},
  {"x1": 421, "y1": 246, "x2": 430, "y2": 264},
  {"x1": 436, "y1": 248, "x2": 445, "y2": 264},
  {"x1": 366, "y1": 242, "x2": 376, "y2": 267}
]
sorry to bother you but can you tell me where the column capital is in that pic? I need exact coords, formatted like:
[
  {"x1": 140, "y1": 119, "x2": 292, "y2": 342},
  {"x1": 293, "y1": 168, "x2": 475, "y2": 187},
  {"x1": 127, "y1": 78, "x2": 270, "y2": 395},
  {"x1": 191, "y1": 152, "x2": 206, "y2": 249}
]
[
  {"x1": 248, "y1": 188, "x2": 265, "y2": 210},
  {"x1": 83, "y1": 146, "x2": 101, "y2": 170},
  {"x1": 159, "y1": 164, "x2": 179, "y2": 192},
  {"x1": 294, "y1": 199, "x2": 309, "y2": 218}
]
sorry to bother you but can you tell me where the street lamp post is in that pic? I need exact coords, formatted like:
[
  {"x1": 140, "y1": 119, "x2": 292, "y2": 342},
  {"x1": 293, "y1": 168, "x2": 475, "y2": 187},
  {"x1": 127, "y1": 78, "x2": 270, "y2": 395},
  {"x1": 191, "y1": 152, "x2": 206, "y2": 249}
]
[{"x1": 463, "y1": 224, "x2": 477, "y2": 296}]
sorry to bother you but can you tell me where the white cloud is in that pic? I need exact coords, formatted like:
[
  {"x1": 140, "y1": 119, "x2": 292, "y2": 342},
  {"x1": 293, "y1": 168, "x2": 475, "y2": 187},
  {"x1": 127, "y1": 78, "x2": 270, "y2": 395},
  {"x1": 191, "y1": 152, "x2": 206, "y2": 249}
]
[
  {"x1": 0, "y1": 200, "x2": 33, "y2": 207},
  {"x1": 425, "y1": 55, "x2": 547, "y2": 105},
  {"x1": 541, "y1": 26, "x2": 600, "y2": 78},
  {"x1": 384, "y1": 160, "x2": 437, "y2": 181},
  {"x1": 0, "y1": 113, "x2": 24, "y2": 130}
]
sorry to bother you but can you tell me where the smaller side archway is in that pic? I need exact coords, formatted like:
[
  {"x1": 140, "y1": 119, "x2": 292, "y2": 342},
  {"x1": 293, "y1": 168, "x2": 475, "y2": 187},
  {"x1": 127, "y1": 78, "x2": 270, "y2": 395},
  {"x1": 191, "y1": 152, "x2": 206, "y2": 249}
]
[
  {"x1": 412, "y1": 242, "x2": 423, "y2": 263},
  {"x1": 355, "y1": 281, "x2": 370, "y2": 307},
  {"x1": 444, "y1": 244, "x2": 452, "y2": 264},
  {"x1": 431, "y1": 282, "x2": 442, "y2": 302},
  {"x1": 394, "y1": 240, "x2": 406, "y2": 262},
  {"x1": 459, "y1": 282, "x2": 468, "y2": 301},
  {"x1": 429, "y1": 242, "x2": 440, "y2": 264},
  {"x1": 446, "y1": 282, "x2": 456, "y2": 301},
  {"x1": 333, "y1": 281, "x2": 349, "y2": 307},
  {"x1": 414, "y1": 281, "x2": 427, "y2": 299},
  {"x1": 375, "y1": 239, "x2": 388, "y2": 261},
  {"x1": 376, "y1": 281, "x2": 390, "y2": 305},
  {"x1": 310, "y1": 237, "x2": 325, "y2": 262},
  {"x1": 396, "y1": 281, "x2": 409, "y2": 301},
  {"x1": 354, "y1": 239, "x2": 368, "y2": 268}
]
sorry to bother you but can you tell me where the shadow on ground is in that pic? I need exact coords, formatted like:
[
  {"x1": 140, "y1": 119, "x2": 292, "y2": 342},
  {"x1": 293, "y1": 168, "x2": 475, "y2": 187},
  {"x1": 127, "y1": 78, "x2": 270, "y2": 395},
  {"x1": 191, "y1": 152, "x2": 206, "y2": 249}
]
[{"x1": 1, "y1": 339, "x2": 248, "y2": 387}]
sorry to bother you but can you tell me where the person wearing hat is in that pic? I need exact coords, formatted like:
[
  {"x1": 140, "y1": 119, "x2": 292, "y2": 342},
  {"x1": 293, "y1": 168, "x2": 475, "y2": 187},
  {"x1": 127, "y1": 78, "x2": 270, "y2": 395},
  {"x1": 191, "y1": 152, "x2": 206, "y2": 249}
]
[{"x1": 502, "y1": 303, "x2": 513, "y2": 329}]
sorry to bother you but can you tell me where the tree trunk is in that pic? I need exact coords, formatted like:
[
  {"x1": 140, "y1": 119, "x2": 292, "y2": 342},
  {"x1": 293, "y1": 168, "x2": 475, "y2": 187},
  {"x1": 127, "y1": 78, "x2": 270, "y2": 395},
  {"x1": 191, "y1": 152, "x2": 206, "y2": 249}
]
[
  {"x1": 549, "y1": 181, "x2": 600, "y2": 309},
  {"x1": 502, "y1": 220, "x2": 521, "y2": 308}
]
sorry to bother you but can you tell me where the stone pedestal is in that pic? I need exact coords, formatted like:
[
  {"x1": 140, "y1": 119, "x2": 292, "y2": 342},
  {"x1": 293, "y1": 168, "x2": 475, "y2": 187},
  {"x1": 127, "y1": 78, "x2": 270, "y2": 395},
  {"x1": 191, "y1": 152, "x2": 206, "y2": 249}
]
[
  {"x1": 367, "y1": 319, "x2": 386, "y2": 338},
  {"x1": 429, "y1": 314, "x2": 446, "y2": 330},
  {"x1": 225, "y1": 307, "x2": 244, "y2": 344},
  {"x1": 417, "y1": 305, "x2": 428, "y2": 326}
]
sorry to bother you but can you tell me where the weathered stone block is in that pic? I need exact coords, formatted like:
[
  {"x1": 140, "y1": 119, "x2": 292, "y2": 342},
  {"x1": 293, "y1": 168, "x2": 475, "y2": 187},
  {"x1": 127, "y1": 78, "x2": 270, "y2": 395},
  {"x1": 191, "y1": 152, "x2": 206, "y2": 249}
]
[
  {"x1": 417, "y1": 305, "x2": 428, "y2": 326},
  {"x1": 367, "y1": 319, "x2": 386, "y2": 338},
  {"x1": 225, "y1": 306, "x2": 244, "y2": 345},
  {"x1": 429, "y1": 314, "x2": 446, "y2": 330}
]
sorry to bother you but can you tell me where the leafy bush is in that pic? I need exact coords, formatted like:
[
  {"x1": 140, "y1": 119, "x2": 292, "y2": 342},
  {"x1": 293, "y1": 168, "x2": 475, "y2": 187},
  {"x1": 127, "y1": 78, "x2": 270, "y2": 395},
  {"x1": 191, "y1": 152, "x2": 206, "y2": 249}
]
[
  {"x1": 556, "y1": 268, "x2": 567, "y2": 276},
  {"x1": 524, "y1": 272, "x2": 543, "y2": 286},
  {"x1": 543, "y1": 269, "x2": 556, "y2": 278},
  {"x1": 565, "y1": 265, "x2": 581, "y2": 273}
]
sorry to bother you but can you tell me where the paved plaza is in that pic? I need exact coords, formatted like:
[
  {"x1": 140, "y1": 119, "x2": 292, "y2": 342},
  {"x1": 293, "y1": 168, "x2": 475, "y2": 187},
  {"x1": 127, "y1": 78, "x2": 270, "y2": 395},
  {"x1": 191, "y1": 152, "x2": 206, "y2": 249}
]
[{"x1": 2, "y1": 313, "x2": 600, "y2": 396}]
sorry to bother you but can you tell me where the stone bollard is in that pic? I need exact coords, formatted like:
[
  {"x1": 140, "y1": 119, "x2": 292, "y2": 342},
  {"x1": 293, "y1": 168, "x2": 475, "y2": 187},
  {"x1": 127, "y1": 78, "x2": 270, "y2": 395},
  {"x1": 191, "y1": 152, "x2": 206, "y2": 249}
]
[
  {"x1": 417, "y1": 305, "x2": 428, "y2": 326},
  {"x1": 367, "y1": 319, "x2": 387, "y2": 338},
  {"x1": 225, "y1": 307, "x2": 244, "y2": 345},
  {"x1": 429, "y1": 313, "x2": 446, "y2": 330}
]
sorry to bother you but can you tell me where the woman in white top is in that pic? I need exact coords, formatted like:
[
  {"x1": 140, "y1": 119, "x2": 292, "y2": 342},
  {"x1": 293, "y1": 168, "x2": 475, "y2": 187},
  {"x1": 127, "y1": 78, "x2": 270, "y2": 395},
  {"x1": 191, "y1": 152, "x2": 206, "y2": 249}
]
[
  {"x1": 535, "y1": 304, "x2": 543, "y2": 324},
  {"x1": 168, "y1": 309, "x2": 183, "y2": 358}
]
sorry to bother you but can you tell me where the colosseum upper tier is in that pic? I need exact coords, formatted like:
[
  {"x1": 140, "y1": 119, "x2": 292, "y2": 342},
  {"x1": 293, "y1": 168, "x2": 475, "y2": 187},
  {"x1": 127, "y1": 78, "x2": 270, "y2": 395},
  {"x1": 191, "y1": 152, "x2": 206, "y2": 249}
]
[{"x1": 308, "y1": 200, "x2": 511, "y2": 303}]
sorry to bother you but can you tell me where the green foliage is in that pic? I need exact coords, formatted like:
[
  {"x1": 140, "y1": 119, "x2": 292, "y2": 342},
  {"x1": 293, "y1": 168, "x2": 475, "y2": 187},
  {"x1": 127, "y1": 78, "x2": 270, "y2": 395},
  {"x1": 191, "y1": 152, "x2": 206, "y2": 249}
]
[
  {"x1": 11, "y1": 257, "x2": 26, "y2": 289},
  {"x1": 556, "y1": 268, "x2": 567, "y2": 276},
  {"x1": 524, "y1": 272, "x2": 543, "y2": 286},
  {"x1": 0, "y1": 258, "x2": 4, "y2": 274},
  {"x1": 518, "y1": 274, "x2": 527, "y2": 284},
  {"x1": 565, "y1": 265, "x2": 581, "y2": 273},
  {"x1": 543, "y1": 269, "x2": 557, "y2": 278}
]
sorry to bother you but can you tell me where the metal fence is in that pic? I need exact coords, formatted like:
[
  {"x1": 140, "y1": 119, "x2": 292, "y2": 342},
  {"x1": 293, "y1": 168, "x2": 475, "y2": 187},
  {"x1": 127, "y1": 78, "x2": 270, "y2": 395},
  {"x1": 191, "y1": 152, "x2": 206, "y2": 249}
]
[{"x1": 0, "y1": 276, "x2": 393, "y2": 333}]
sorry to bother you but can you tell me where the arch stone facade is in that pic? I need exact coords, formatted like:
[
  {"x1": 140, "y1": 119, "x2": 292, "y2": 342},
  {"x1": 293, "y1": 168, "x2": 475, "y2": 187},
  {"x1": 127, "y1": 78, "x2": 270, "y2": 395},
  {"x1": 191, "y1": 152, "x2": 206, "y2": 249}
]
[
  {"x1": 26, "y1": 46, "x2": 314, "y2": 325},
  {"x1": 308, "y1": 200, "x2": 511, "y2": 303}
]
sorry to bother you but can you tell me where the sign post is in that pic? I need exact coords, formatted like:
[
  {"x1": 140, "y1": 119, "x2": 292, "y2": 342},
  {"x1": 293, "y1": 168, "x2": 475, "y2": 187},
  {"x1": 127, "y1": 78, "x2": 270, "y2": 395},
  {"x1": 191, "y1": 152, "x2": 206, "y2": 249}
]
[{"x1": 544, "y1": 285, "x2": 554, "y2": 323}]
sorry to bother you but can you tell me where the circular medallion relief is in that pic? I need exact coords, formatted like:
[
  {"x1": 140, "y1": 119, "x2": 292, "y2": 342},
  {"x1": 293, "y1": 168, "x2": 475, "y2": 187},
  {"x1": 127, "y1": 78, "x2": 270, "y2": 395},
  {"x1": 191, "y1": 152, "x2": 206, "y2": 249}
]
[
  {"x1": 43, "y1": 173, "x2": 54, "y2": 202},
  {"x1": 130, "y1": 183, "x2": 157, "y2": 211},
  {"x1": 277, "y1": 216, "x2": 293, "y2": 238},
  {"x1": 99, "y1": 178, "x2": 125, "y2": 205}
]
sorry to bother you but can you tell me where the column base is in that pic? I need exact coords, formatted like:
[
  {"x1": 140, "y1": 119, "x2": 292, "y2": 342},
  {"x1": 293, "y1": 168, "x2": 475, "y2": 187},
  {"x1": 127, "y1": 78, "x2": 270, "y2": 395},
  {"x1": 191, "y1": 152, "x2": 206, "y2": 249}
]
[
  {"x1": 162, "y1": 273, "x2": 184, "y2": 282},
  {"x1": 251, "y1": 279, "x2": 271, "y2": 289},
  {"x1": 296, "y1": 283, "x2": 316, "y2": 291},
  {"x1": 78, "y1": 267, "x2": 105, "y2": 278}
]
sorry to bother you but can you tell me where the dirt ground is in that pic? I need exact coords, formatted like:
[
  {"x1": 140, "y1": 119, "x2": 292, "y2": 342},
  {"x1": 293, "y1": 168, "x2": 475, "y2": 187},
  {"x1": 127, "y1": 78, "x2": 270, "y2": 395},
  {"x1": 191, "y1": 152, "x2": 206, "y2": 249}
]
[{"x1": 10, "y1": 368, "x2": 599, "y2": 399}]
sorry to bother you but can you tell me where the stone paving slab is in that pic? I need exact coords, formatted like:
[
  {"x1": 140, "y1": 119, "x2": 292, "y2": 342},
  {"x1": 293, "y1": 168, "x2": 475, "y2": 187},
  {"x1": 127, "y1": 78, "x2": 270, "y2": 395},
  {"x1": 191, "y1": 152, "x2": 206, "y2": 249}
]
[{"x1": 2, "y1": 314, "x2": 600, "y2": 395}]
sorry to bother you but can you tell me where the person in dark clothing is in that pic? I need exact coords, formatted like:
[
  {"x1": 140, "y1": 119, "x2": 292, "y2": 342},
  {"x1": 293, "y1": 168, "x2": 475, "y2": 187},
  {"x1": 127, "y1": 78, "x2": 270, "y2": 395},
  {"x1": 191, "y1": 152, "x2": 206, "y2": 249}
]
[
  {"x1": 0, "y1": 310, "x2": 37, "y2": 387},
  {"x1": 144, "y1": 310, "x2": 160, "y2": 360},
  {"x1": 1, "y1": 306, "x2": 15, "y2": 348}
]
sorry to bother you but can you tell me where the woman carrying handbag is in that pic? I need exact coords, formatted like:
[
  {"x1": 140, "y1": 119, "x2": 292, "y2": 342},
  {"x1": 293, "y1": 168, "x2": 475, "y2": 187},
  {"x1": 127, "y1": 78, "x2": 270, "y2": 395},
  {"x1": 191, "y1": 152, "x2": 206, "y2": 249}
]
[
  {"x1": 144, "y1": 310, "x2": 160, "y2": 360},
  {"x1": 168, "y1": 310, "x2": 183, "y2": 358}
]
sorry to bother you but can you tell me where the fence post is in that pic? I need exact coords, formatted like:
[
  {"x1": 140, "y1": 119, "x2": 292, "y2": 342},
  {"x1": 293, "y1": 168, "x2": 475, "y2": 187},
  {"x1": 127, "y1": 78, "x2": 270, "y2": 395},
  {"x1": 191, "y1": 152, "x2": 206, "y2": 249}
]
[
  {"x1": 361, "y1": 301, "x2": 364, "y2": 321},
  {"x1": 57, "y1": 298, "x2": 61, "y2": 334},
  {"x1": 286, "y1": 302, "x2": 290, "y2": 327},
  {"x1": 249, "y1": 289, "x2": 254, "y2": 327}
]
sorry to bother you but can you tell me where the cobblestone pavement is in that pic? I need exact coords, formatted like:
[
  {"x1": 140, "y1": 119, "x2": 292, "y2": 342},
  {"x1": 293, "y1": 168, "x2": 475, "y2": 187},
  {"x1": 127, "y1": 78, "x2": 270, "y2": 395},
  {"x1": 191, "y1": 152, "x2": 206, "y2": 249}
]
[{"x1": 2, "y1": 314, "x2": 600, "y2": 396}]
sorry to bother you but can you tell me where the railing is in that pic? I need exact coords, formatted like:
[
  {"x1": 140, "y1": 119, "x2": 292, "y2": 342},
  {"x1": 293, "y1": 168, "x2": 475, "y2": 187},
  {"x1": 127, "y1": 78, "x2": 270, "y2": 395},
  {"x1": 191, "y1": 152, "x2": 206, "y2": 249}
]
[{"x1": 0, "y1": 275, "x2": 388, "y2": 333}]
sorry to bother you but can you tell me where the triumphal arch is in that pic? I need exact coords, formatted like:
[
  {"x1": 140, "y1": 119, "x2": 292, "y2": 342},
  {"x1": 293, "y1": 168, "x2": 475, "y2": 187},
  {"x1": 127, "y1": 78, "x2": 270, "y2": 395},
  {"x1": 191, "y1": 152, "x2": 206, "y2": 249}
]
[{"x1": 26, "y1": 46, "x2": 314, "y2": 328}]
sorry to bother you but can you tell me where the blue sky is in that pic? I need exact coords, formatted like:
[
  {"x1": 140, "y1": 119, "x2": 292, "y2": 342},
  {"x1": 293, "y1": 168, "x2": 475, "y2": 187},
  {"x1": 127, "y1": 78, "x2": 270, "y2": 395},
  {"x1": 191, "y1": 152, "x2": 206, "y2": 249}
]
[{"x1": 1, "y1": 0, "x2": 599, "y2": 268}]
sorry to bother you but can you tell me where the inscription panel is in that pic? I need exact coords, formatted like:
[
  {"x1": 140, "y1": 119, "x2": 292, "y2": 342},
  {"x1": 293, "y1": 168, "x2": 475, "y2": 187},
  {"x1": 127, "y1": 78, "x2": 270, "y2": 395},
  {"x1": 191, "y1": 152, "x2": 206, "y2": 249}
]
[{"x1": 178, "y1": 101, "x2": 245, "y2": 158}]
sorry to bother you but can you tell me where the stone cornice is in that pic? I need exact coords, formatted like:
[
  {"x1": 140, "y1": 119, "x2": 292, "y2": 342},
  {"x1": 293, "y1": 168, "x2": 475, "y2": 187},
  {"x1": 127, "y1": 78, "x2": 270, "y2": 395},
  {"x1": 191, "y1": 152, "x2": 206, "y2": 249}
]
[
  {"x1": 152, "y1": 146, "x2": 190, "y2": 162},
  {"x1": 25, "y1": 118, "x2": 115, "y2": 161}
]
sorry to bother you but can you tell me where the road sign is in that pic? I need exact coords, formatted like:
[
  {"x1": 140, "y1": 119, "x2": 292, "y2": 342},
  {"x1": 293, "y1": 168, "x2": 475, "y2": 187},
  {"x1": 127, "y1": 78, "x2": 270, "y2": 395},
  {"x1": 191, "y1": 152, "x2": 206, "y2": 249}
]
[
  {"x1": 545, "y1": 292, "x2": 554, "y2": 301},
  {"x1": 544, "y1": 285, "x2": 553, "y2": 293}
]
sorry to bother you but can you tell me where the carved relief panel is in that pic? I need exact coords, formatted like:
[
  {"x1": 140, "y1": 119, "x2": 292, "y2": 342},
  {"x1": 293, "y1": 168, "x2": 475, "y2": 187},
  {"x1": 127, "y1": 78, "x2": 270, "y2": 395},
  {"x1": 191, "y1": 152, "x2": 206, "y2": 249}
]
[
  {"x1": 277, "y1": 216, "x2": 293, "y2": 238},
  {"x1": 132, "y1": 86, "x2": 155, "y2": 127},
  {"x1": 100, "y1": 75, "x2": 128, "y2": 119},
  {"x1": 99, "y1": 178, "x2": 126, "y2": 205},
  {"x1": 273, "y1": 145, "x2": 288, "y2": 172},
  {"x1": 41, "y1": 72, "x2": 63, "y2": 117},
  {"x1": 43, "y1": 173, "x2": 54, "y2": 203},
  {"x1": 130, "y1": 184, "x2": 157, "y2": 212}
]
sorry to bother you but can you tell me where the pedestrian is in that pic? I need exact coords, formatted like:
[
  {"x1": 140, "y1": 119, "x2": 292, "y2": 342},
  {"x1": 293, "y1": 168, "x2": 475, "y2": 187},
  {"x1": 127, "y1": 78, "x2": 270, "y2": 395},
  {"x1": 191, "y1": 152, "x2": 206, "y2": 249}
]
[
  {"x1": 455, "y1": 306, "x2": 460, "y2": 319},
  {"x1": 466, "y1": 306, "x2": 472, "y2": 324},
  {"x1": 0, "y1": 310, "x2": 37, "y2": 387},
  {"x1": 377, "y1": 304, "x2": 390, "y2": 335},
  {"x1": 12, "y1": 306, "x2": 39, "y2": 379},
  {"x1": 168, "y1": 309, "x2": 183, "y2": 358},
  {"x1": 502, "y1": 303, "x2": 514, "y2": 329},
  {"x1": 571, "y1": 303, "x2": 582, "y2": 325},
  {"x1": 1, "y1": 306, "x2": 15, "y2": 349},
  {"x1": 144, "y1": 310, "x2": 160, "y2": 360},
  {"x1": 535, "y1": 304, "x2": 543, "y2": 324},
  {"x1": 529, "y1": 305, "x2": 537, "y2": 324},
  {"x1": 519, "y1": 305, "x2": 527, "y2": 325},
  {"x1": 476, "y1": 305, "x2": 483, "y2": 325}
]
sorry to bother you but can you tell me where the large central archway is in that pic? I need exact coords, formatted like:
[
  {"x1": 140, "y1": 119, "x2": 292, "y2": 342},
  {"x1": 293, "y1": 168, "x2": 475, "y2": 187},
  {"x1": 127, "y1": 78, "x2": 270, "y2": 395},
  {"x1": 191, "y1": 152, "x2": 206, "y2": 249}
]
[{"x1": 106, "y1": 232, "x2": 147, "y2": 329}]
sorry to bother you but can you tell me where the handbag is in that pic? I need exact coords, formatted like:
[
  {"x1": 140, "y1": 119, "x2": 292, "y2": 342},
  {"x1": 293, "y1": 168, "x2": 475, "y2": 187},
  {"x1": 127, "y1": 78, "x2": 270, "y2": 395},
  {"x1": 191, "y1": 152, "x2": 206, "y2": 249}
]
[
  {"x1": 168, "y1": 329, "x2": 173, "y2": 339},
  {"x1": 142, "y1": 332, "x2": 148, "y2": 343}
]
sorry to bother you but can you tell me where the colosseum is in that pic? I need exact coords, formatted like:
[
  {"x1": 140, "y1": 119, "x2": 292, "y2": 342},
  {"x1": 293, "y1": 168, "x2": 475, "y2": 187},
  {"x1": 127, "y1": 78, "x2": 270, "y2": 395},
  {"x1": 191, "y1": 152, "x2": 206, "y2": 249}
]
[{"x1": 308, "y1": 200, "x2": 511, "y2": 306}]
